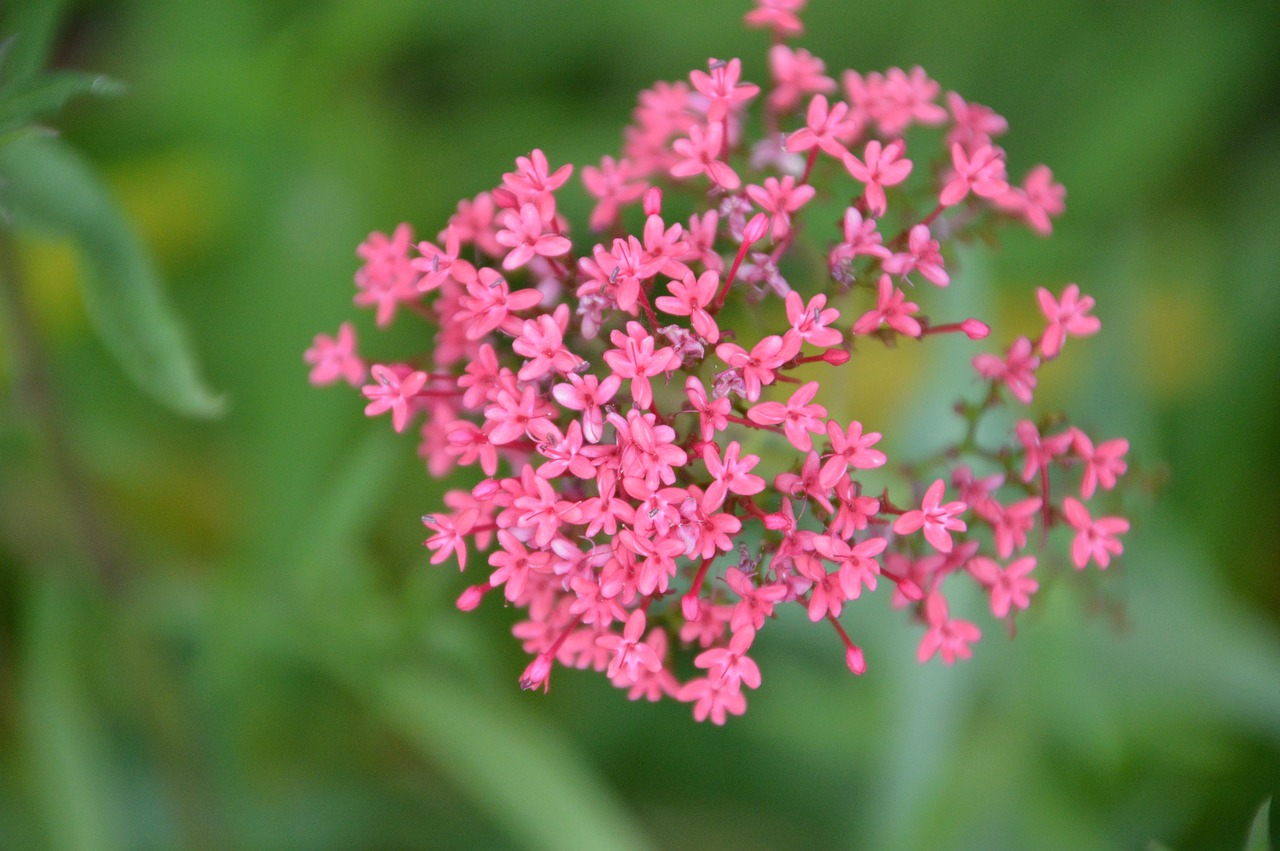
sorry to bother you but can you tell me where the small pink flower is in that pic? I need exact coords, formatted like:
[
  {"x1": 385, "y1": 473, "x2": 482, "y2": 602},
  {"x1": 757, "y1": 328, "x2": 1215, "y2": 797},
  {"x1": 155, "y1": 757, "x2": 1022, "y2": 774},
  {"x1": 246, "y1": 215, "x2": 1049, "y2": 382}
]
[
  {"x1": 882, "y1": 224, "x2": 948, "y2": 287},
  {"x1": 844, "y1": 139, "x2": 912, "y2": 216},
  {"x1": 603, "y1": 322, "x2": 680, "y2": 409},
  {"x1": 597, "y1": 610, "x2": 664, "y2": 683},
  {"x1": 852, "y1": 274, "x2": 922, "y2": 338},
  {"x1": 767, "y1": 44, "x2": 835, "y2": 113},
  {"x1": 968, "y1": 556, "x2": 1038, "y2": 618},
  {"x1": 893, "y1": 479, "x2": 968, "y2": 553},
  {"x1": 746, "y1": 175, "x2": 816, "y2": 240},
  {"x1": 1072, "y1": 429, "x2": 1129, "y2": 499},
  {"x1": 1063, "y1": 497, "x2": 1129, "y2": 569},
  {"x1": 305, "y1": 322, "x2": 365, "y2": 386},
  {"x1": 362, "y1": 364, "x2": 427, "y2": 432},
  {"x1": 940, "y1": 142, "x2": 1009, "y2": 207},
  {"x1": 655, "y1": 270, "x2": 722, "y2": 343},
  {"x1": 1037, "y1": 283, "x2": 1100, "y2": 358},
  {"x1": 785, "y1": 94, "x2": 859, "y2": 159},
  {"x1": 670, "y1": 122, "x2": 741, "y2": 190},
  {"x1": 747, "y1": 381, "x2": 827, "y2": 452},
  {"x1": 917, "y1": 591, "x2": 981, "y2": 664},
  {"x1": 689, "y1": 57, "x2": 760, "y2": 122},
  {"x1": 744, "y1": 0, "x2": 806, "y2": 38},
  {"x1": 494, "y1": 203, "x2": 573, "y2": 271},
  {"x1": 973, "y1": 336, "x2": 1040, "y2": 404},
  {"x1": 581, "y1": 155, "x2": 647, "y2": 231},
  {"x1": 715, "y1": 333, "x2": 803, "y2": 401}
]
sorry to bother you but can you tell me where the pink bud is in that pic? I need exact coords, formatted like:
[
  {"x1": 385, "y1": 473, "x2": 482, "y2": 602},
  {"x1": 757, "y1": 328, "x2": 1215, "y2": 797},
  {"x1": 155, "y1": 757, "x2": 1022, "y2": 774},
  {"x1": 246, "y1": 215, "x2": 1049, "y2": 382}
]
[
  {"x1": 897, "y1": 578, "x2": 924, "y2": 602},
  {"x1": 961, "y1": 318, "x2": 991, "y2": 340},
  {"x1": 681, "y1": 592, "x2": 701, "y2": 622},
  {"x1": 822, "y1": 348, "x2": 851, "y2": 366},
  {"x1": 519, "y1": 653, "x2": 553, "y2": 693},
  {"x1": 743, "y1": 212, "x2": 770, "y2": 244},
  {"x1": 457, "y1": 585, "x2": 486, "y2": 611},
  {"x1": 643, "y1": 186, "x2": 663, "y2": 217},
  {"x1": 845, "y1": 645, "x2": 867, "y2": 675}
]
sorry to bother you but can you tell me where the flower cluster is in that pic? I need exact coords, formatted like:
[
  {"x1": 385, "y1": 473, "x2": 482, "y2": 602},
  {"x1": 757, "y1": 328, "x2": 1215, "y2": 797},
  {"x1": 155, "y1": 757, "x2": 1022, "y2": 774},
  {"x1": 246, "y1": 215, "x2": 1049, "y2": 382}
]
[{"x1": 306, "y1": 0, "x2": 1131, "y2": 723}]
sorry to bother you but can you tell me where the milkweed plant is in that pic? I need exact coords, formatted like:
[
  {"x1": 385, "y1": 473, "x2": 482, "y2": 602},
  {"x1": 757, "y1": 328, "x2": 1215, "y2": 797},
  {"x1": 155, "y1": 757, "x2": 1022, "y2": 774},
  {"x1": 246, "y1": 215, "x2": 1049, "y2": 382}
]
[{"x1": 306, "y1": 0, "x2": 1132, "y2": 724}]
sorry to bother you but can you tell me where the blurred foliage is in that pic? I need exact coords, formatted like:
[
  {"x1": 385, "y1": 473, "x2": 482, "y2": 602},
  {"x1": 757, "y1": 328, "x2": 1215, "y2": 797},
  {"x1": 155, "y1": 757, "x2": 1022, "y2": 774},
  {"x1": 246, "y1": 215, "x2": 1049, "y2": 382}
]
[{"x1": 0, "y1": 0, "x2": 1278, "y2": 849}]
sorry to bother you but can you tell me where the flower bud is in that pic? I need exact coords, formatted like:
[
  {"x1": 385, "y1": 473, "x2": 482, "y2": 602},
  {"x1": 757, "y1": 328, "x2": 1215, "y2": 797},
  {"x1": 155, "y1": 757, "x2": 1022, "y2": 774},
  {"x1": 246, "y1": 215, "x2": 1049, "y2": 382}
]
[
  {"x1": 643, "y1": 186, "x2": 663, "y2": 217},
  {"x1": 743, "y1": 212, "x2": 770, "y2": 244},
  {"x1": 846, "y1": 645, "x2": 867, "y2": 675},
  {"x1": 822, "y1": 348, "x2": 851, "y2": 366},
  {"x1": 961, "y1": 318, "x2": 991, "y2": 340},
  {"x1": 457, "y1": 585, "x2": 486, "y2": 611}
]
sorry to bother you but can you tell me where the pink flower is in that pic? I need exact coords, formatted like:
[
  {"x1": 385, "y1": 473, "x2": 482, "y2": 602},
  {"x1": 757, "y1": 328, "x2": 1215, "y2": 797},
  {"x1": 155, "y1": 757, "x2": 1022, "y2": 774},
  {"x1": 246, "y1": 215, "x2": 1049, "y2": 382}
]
[
  {"x1": 512, "y1": 304, "x2": 583, "y2": 380},
  {"x1": 685, "y1": 376, "x2": 730, "y2": 440},
  {"x1": 412, "y1": 225, "x2": 476, "y2": 293},
  {"x1": 748, "y1": 382, "x2": 827, "y2": 452},
  {"x1": 968, "y1": 556, "x2": 1038, "y2": 618},
  {"x1": 940, "y1": 142, "x2": 1009, "y2": 207},
  {"x1": 767, "y1": 45, "x2": 835, "y2": 113},
  {"x1": 852, "y1": 274, "x2": 922, "y2": 338},
  {"x1": 973, "y1": 336, "x2": 1040, "y2": 404},
  {"x1": 702, "y1": 440, "x2": 766, "y2": 505},
  {"x1": 843, "y1": 139, "x2": 912, "y2": 216},
  {"x1": 1062, "y1": 498, "x2": 1129, "y2": 569},
  {"x1": 745, "y1": 175, "x2": 815, "y2": 240},
  {"x1": 1072, "y1": 430, "x2": 1129, "y2": 499},
  {"x1": 494, "y1": 203, "x2": 573, "y2": 271},
  {"x1": 819, "y1": 419, "x2": 886, "y2": 489},
  {"x1": 882, "y1": 224, "x2": 948, "y2": 287},
  {"x1": 744, "y1": 0, "x2": 807, "y2": 39},
  {"x1": 689, "y1": 57, "x2": 759, "y2": 122},
  {"x1": 597, "y1": 610, "x2": 664, "y2": 683},
  {"x1": 1037, "y1": 283, "x2": 1100, "y2": 358},
  {"x1": 354, "y1": 224, "x2": 420, "y2": 327},
  {"x1": 1014, "y1": 419, "x2": 1073, "y2": 483},
  {"x1": 305, "y1": 322, "x2": 365, "y2": 386},
  {"x1": 501, "y1": 148, "x2": 573, "y2": 219},
  {"x1": 670, "y1": 122, "x2": 741, "y2": 190},
  {"x1": 551, "y1": 373, "x2": 621, "y2": 444},
  {"x1": 724, "y1": 567, "x2": 788, "y2": 633},
  {"x1": 455, "y1": 267, "x2": 543, "y2": 340},
  {"x1": 917, "y1": 591, "x2": 981, "y2": 664},
  {"x1": 362, "y1": 364, "x2": 427, "y2": 432},
  {"x1": 603, "y1": 322, "x2": 679, "y2": 409},
  {"x1": 581, "y1": 155, "x2": 647, "y2": 231},
  {"x1": 694, "y1": 626, "x2": 761, "y2": 690},
  {"x1": 715, "y1": 333, "x2": 802, "y2": 401},
  {"x1": 786, "y1": 94, "x2": 860, "y2": 160},
  {"x1": 655, "y1": 270, "x2": 722, "y2": 342},
  {"x1": 893, "y1": 479, "x2": 968, "y2": 553},
  {"x1": 785, "y1": 290, "x2": 843, "y2": 348}
]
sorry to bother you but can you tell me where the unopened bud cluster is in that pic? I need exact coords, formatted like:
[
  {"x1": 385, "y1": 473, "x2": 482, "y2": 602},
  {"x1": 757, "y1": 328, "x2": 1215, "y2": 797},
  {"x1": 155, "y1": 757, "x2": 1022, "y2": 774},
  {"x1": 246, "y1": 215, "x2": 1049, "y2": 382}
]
[{"x1": 306, "y1": 0, "x2": 1131, "y2": 723}]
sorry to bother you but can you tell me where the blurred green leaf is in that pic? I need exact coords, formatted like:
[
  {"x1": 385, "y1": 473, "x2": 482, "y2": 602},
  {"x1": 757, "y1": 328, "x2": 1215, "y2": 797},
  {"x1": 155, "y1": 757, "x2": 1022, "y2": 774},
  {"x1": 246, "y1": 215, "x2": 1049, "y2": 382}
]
[
  {"x1": 1243, "y1": 797, "x2": 1271, "y2": 851},
  {"x1": 0, "y1": 69, "x2": 124, "y2": 138},
  {"x1": 0, "y1": 0, "x2": 66, "y2": 86},
  {"x1": 21, "y1": 574, "x2": 120, "y2": 851},
  {"x1": 0, "y1": 135, "x2": 222, "y2": 417},
  {"x1": 369, "y1": 669, "x2": 655, "y2": 851}
]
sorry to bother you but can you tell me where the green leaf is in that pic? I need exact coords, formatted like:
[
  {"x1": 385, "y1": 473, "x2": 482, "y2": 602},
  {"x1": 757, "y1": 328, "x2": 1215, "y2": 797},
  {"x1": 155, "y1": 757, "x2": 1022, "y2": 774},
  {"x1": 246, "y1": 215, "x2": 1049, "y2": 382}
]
[
  {"x1": 0, "y1": 69, "x2": 124, "y2": 138},
  {"x1": 0, "y1": 134, "x2": 223, "y2": 417},
  {"x1": 0, "y1": 0, "x2": 67, "y2": 86},
  {"x1": 368, "y1": 669, "x2": 656, "y2": 851},
  {"x1": 1243, "y1": 797, "x2": 1271, "y2": 851},
  {"x1": 22, "y1": 574, "x2": 121, "y2": 851}
]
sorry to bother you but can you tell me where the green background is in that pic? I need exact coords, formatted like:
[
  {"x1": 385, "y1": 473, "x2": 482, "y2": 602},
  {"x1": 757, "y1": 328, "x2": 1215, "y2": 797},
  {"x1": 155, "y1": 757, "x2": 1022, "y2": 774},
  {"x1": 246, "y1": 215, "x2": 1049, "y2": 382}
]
[{"x1": 1, "y1": 0, "x2": 1278, "y2": 848}]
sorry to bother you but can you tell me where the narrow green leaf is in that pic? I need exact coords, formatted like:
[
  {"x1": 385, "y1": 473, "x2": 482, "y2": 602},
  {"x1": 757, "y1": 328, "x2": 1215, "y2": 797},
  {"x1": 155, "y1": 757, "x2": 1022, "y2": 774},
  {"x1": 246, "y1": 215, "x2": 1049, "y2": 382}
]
[
  {"x1": 0, "y1": 135, "x2": 223, "y2": 417},
  {"x1": 0, "y1": 70, "x2": 124, "y2": 137},
  {"x1": 1243, "y1": 797, "x2": 1271, "y2": 851},
  {"x1": 22, "y1": 574, "x2": 120, "y2": 851},
  {"x1": 368, "y1": 670, "x2": 656, "y2": 851},
  {"x1": 0, "y1": 0, "x2": 68, "y2": 86}
]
